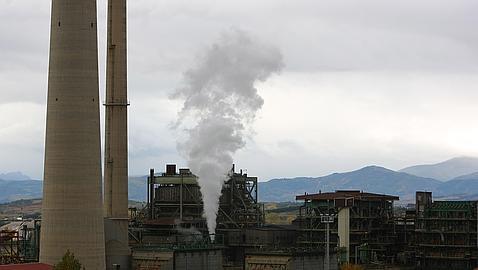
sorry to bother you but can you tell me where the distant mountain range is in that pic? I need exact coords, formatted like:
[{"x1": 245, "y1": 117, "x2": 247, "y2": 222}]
[
  {"x1": 1, "y1": 157, "x2": 478, "y2": 204},
  {"x1": 0, "y1": 172, "x2": 31, "y2": 181},
  {"x1": 0, "y1": 177, "x2": 147, "y2": 204},
  {"x1": 258, "y1": 166, "x2": 441, "y2": 202},
  {"x1": 0, "y1": 179, "x2": 42, "y2": 203},
  {"x1": 399, "y1": 157, "x2": 478, "y2": 181},
  {"x1": 259, "y1": 157, "x2": 478, "y2": 203}
]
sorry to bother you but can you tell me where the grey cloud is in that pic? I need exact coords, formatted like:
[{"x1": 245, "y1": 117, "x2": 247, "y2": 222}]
[
  {"x1": 126, "y1": 0, "x2": 478, "y2": 74},
  {"x1": 1, "y1": 0, "x2": 478, "y2": 180}
]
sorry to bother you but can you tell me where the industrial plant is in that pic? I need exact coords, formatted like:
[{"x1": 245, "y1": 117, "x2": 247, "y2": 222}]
[
  {"x1": 0, "y1": 0, "x2": 477, "y2": 270},
  {"x1": 2, "y1": 163, "x2": 478, "y2": 269}
]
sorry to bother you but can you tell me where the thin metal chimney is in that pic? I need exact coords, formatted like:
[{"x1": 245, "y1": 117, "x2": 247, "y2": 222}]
[{"x1": 103, "y1": 0, "x2": 131, "y2": 268}]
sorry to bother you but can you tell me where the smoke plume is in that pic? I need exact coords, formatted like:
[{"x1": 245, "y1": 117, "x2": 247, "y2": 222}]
[{"x1": 172, "y1": 29, "x2": 283, "y2": 236}]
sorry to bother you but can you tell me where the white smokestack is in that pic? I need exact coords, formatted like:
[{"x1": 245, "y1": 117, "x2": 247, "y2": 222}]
[{"x1": 172, "y1": 29, "x2": 283, "y2": 236}]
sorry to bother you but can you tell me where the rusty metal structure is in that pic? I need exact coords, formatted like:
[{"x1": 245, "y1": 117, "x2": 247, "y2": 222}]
[
  {"x1": 415, "y1": 192, "x2": 478, "y2": 270},
  {"x1": 0, "y1": 221, "x2": 40, "y2": 265},
  {"x1": 0, "y1": 230, "x2": 20, "y2": 264},
  {"x1": 294, "y1": 191, "x2": 399, "y2": 265}
]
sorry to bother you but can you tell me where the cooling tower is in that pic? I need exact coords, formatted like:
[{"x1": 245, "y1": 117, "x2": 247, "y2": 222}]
[
  {"x1": 40, "y1": 0, "x2": 106, "y2": 269},
  {"x1": 103, "y1": 0, "x2": 131, "y2": 268}
]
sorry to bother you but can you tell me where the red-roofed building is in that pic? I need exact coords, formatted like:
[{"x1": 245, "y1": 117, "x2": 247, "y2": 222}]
[
  {"x1": 0, "y1": 263, "x2": 53, "y2": 270},
  {"x1": 296, "y1": 190, "x2": 399, "y2": 202}
]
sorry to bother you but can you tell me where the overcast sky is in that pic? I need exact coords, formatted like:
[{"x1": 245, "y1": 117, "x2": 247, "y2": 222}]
[{"x1": 1, "y1": 0, "x2": 478, "y2": 180}]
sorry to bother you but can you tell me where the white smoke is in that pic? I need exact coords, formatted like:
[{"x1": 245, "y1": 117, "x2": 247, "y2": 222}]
[{"x1": 172, "y1": 29, "x2": 283, "y2": 236}]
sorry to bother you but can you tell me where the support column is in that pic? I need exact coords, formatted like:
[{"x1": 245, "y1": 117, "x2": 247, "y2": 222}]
[{"x1": 338, "y1": 207, "x2": 350, "y2": 262}]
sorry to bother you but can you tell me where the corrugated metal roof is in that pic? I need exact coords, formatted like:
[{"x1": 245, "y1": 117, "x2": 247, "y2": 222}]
[
  {"x1": 0, "y1": 221, "x2": 35, "y2": 232},
  {"x1": 430, "y1": 201, "x2": 476, "y2": 210},
  {"x1": 0, "y1": 263, "x2": 52, "y2": 270}
]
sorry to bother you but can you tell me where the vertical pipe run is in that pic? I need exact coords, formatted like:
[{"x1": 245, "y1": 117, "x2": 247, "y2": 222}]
[
  {"x1": 180, "y1": 176, "x2": 184, "y2": 220},
  {"x1": 326, "y1": 221, "x2": 330, "y2": 270},
  {"x1": 149, "y1": 169, "x2": 154, "y2": 219},
  {"x1": 255, "y1": 178, "x2": 258, "y2": 203},
  {"x1": 355, "y1": 245, "x2": 359, "y2": 264}
]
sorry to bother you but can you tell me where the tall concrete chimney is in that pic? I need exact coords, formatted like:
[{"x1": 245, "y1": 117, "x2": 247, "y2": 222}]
[
  {"x1": 103, "y1": 0, "x2": 130, "y2": 268},
  {"x1": 40, "y1": 0, "x2": 106, "y2": 269}
]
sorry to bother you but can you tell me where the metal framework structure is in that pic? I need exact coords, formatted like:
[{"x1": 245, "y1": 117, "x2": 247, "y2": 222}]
[
  {"x1": 415, "y1": 192, "x2": 478, "y2": 270},
  {"x1": 0, "y1": 230, "x2": 20, "y2": 264},
  {"x1": 218, "y1": 167, "x2": 263, "y2": 229},
  {"x1": 294, "y1": 191, "x2": 399, "y2": 264},
  {"x1": 141, "y1": 164, "x2": 263, "y2": 236},
  {"x1": 0, "y1": 221, "x2": 41, "y2": 265},
  {"x1": 393, "y1": 206, "x2": 416, "y2": 266},
  {"x1": 126, "y1": 164, "x2": 265, "y2": 268}
]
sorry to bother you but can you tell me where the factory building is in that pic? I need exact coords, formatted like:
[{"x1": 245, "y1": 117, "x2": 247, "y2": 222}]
[
  {"x1": 8, "y1": 174, "x2": 478, "y2": 269},
  {"x1": 15, "y1": 0, "x2": 477, "y2": 268},
  {"x1": 221, "y1": 225, "x2": 302, "y2": 269},
  {"x1": 393, "y1": 204, "x2": 416, "y2": 266},
  {"x1": 144, "y1": 164, "x2": 263, "y2": 234},
  {"x1": 128, "y1": 165, "x2": 336, "y2": 270},
  {"x1": 245, "y1": 251, "x2": 338, "y2": 270},
  {"x1": 294, "y1": 191, "x2": 399, "y2": 265},
  {"x1": 415, "y1": 192, "x2": 478, "y2": 270},
  {"x1": 131, "y1": 241, "x2": 223, "y2": 270}
]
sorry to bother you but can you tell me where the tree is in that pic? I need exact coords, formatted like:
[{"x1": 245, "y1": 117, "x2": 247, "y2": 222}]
[{"x1": 53, "y1": 250, "x2": 85, "y2": 270}]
